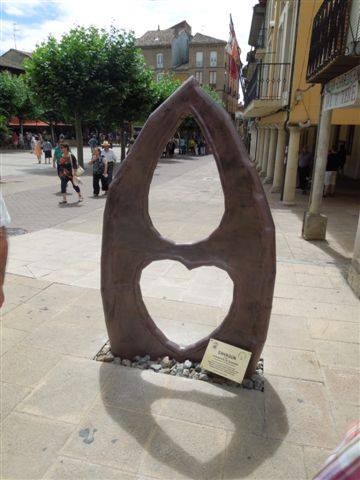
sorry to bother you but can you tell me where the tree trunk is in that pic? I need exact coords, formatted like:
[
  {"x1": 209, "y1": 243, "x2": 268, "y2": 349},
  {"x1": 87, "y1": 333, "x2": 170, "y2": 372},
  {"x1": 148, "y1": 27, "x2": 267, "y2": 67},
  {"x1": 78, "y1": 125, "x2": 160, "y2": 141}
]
[
  {"x1": 50, "y1": 121, "x2": 55, "y2": 145},
  {"x1": 74, "y1": 111, "x2": 84, "y2": 167},
  {"x1": 120, "y1": 122, "x2": 126, "y2": 161}
]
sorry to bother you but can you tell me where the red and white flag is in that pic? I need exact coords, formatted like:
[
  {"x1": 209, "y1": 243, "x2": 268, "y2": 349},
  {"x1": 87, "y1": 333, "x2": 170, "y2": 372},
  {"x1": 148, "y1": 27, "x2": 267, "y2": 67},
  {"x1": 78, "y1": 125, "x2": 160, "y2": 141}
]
[{"x1": 226, "y1": 14, "x2": 241, "y2": 80}]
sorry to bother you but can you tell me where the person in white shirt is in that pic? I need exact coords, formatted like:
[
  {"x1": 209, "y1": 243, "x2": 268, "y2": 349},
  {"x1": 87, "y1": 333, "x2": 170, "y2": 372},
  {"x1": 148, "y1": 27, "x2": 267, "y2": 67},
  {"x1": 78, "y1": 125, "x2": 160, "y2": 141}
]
[
  {"x1": 0, "y1": 193, "x2": 10, "y2": 308},
  {"x1": 101, "y1": 141, "x2": 117, "y2": 184}
]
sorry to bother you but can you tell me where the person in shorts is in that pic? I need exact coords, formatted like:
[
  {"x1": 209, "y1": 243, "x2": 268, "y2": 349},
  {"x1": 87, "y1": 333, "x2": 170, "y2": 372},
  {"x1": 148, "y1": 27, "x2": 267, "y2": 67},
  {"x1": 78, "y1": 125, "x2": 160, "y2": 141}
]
[{"x1": 42, "y1": 139, "x2": 53, "y2": 164}]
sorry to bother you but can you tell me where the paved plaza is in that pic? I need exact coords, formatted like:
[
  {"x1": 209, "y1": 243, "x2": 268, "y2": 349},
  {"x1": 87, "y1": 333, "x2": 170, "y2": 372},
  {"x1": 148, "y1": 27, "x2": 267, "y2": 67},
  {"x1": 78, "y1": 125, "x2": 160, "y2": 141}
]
[{"x1": 1, "y1": 148, "x2": 359, "y2": 479}]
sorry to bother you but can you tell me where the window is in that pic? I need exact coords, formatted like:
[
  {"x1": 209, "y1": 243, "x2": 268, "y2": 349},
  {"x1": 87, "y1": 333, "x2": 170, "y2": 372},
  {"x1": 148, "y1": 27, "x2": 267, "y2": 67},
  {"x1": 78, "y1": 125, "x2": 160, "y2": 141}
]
[
  {"x1": 156, "y1": 72, "x2": 164, "y2": 82},
  {"x1": 156, "y1": 53, "x2": 163, "y2": 69},
  {"x1": 195, "y1": 71, "x2": 203, "y2": 84},
  {"x1": 195, "y1": 51, "x2": 203, "y2": 68},
  {"x1": 210, "y1": 51, "x2": 217, "y2": 67},
  {"x1": 209, "y1": 71, "x2": 217, "y2": 86}
]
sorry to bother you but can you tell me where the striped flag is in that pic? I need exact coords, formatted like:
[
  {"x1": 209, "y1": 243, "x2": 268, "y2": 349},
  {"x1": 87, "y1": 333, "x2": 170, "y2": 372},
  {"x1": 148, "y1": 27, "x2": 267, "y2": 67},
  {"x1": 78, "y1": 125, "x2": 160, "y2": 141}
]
[{"x1": 226, "y1": 14, "x2": 241, "y2": 80}]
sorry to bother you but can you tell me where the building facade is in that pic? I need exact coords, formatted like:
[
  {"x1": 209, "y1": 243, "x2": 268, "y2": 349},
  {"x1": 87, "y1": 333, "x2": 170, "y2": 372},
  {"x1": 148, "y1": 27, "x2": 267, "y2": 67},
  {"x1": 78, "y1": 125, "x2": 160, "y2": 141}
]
[
  {"x1": 244, "y1": 0, "x2": 360, "y2": 190},
  {"x1": 243, "y1": 0, "x2": 360, "y2": 295},
  {"x1": 303, "y1": 0, "x2": 360, "y2": 296},
  {"x1": 136, "y1": 21, "x2": 240, "y2": 118},
  {"x1": 0, "y1": 49, "x2": 31, "y2": 74}
]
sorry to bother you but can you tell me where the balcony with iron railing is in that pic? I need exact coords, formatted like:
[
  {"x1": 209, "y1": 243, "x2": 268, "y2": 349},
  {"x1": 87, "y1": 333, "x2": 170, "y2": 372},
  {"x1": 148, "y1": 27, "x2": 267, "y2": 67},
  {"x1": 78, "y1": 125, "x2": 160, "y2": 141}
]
[
  {"x1": 243, "y1": 62, "x2": 291, "y2": 117},
  {"x1": 307, "y1": 0, "x2": 360, "y2": 84}
]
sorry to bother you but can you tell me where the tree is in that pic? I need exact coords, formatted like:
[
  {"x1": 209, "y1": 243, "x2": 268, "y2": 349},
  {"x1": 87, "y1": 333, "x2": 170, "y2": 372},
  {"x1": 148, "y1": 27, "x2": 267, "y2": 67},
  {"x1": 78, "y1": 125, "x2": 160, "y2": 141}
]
[
  {"x1": 99, "y1": 43, "x2": 157, "y2": 160},
  {"x1": 151, "y1": 74, "x2": 181, "y2": 110},
  {"x1": 26, "y1": 26, "x2": 152, "y2": 166},
  {"x1": 151, "y1": 79, "x2": 224, "y2": 134},
  {"x1": 0, "y1": 71, "x2": 39, "y2": 136},
  {"x1": 0, "y1": 115, "x2": 11, "y2": 145},
  {"x1": 202, "y1": 85, "x2": 224, "y2": 106},
  {"x1": 0, "y1": 72, "x2": 18, "y2": 119}
]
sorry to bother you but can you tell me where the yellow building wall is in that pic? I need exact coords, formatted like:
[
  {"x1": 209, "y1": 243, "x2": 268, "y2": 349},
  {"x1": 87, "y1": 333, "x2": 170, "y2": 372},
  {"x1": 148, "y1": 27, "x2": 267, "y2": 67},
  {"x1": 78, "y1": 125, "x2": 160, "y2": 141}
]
[
  {"x1": 258, "y1": 0, "x2": 359, "y2": 128},
  {"x1": 289, "y1": 0, "x2": 323, "y2": 125},
  {"x1": 332, "y1": 108, "x2": 360, "y2": 125},
  {"x1": 258, "y1": 111, "x2": 286, "y2": 126}
]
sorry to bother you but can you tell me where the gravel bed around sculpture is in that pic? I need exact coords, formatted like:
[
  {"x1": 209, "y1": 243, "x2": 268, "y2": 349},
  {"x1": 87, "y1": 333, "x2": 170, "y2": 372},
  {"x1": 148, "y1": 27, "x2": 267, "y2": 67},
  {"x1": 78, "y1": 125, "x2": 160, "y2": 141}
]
[{"x1": 95, "y1": 341, "x2": 264, "y2": 392}]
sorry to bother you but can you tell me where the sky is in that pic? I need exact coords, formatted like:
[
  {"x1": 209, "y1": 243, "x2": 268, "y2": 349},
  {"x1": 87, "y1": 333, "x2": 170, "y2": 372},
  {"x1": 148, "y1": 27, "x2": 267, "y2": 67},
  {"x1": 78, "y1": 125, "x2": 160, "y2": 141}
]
[{"x1": 0, "y1": 0, "x2": 255, "y2": 65}]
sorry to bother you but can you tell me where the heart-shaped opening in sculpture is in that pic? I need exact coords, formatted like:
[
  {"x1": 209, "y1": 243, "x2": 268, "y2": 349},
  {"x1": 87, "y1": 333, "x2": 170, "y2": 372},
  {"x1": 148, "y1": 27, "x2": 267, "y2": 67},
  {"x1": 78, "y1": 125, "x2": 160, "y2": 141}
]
[{"x1": 140, "y1": 260, "x2": 233, "y2": 348}]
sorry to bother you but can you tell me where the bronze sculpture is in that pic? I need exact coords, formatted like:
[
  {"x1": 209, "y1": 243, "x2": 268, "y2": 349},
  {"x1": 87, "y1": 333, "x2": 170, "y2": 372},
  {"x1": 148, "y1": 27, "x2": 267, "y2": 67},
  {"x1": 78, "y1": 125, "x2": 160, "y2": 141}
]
[{"x1": 101, "y1": 77, "x2": 275, "y2": 378}]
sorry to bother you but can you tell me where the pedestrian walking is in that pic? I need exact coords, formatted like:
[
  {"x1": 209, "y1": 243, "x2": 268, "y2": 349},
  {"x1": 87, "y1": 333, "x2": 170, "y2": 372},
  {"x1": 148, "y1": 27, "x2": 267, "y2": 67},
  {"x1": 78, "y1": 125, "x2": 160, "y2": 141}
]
[
  {"x1": 53, "y1": 141, "x2": 62, "y2": 176},
  {"x1": 30, "y1": 134, "x2": 36, "y2": 153},
  {"x1": 34, "y1": 136, "x2": 42, "y2": 163},
  {"x1": 324, "y1": 147, "x2": 340, "y2": 198},
  {"x1": 127, "y1": 137, "x2": 135, "y2": 155},
  {"x1": 88, "y1": 147, "x2": 108, "y2": 197},
  {"x1": 179, "y1": 137, "x2": 186, "y2": 154},
  {"x1": 42, "y1": 139, "x2": 53, "y2": 164},
  {"x1": 18, "y1": 132, "x2": 24, "y2": 149},
  {"x1": 101, "y1": 141, "x2": 117, "y2": 184},
  {"x1": 88, "y1": 134, "x2": 98, "y2": 153},
  {"x1": 58, "y1": 144, "x2": 83, "y2": 205},
  {"x1": 25, "y1": 132, "x2": 32, "y2": 150},
  {"x1": 298, "y1": 146, "x2": 312, "y2": 194},
  {"x1": 188, "y1": 138, "x2": 196, "y2": 155},
  {"x1": 197, "y1": 138, "x2": 205, "y2": 156},
  {"x1": 12, "y1": 131, "x2": 19, "y2": 149}
]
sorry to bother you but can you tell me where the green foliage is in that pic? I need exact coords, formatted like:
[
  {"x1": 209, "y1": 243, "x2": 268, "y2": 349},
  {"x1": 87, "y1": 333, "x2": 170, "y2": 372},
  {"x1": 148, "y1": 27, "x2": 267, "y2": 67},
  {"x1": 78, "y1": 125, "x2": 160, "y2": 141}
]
[
  {"x1": 24, "y1": 25, "x2": 225, "y2": 140},
  {"x1": 99, "y1": 46, "x2": 156, "y2": 127},
  {"x1": 0, "y1": 71, "x2": 37, "y2": 121},
  {"x1": 148, "y1": 75, "x2": 223, "y2": 113},
  {"x1": 25, "y1": 26, "x2": 157, "y2": 124},
  {"x1": 25, "y1": 25, "x2": 159, "y2": 163},
  {"x1": 0, "y1": 72, "x2": 17, "y2": 118},
  {"x1": 201, "y1": 84, "x2": 224, "y2": 106},
  {"x1": 26, "y1": 27, "x2": 105, "y2": 116},
  {"x1": 151, "y1": 74, "x2": 181, "y2": 110},
  {"x1": 180, "y1": 83, "x2": 224, "y2": 131},
  {"x1": 0, "y1": 114, "x2": 11, "y2": 144}
]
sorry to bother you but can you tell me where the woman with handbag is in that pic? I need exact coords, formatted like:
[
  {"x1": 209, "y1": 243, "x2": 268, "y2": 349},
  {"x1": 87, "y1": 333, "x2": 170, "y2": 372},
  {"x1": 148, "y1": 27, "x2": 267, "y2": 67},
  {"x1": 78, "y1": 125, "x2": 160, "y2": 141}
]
[{"x1": 58, "y1": 144, "x2": 83, "y2": 205}]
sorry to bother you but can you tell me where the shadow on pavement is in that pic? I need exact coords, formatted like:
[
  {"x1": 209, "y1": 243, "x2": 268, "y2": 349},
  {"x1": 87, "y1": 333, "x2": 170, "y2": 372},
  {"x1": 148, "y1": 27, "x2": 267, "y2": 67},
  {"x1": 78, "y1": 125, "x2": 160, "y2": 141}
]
[
  {"x1": 265, "y1": 176, "x2": 360, "y2": 274},
  {"x1": 307, "y1": 240, "x2": 351, "y2": 269},
  {"x1": 22, "y1": 167, "x2": 93, "y2": 177},
  {"x1": 158, "y1": 158, "x2": 181, "y2": 164},
  {"x1": 99, "y1": 365, "x2": 288, "y2": 479},
  {"x1": 58, "y1": 202, "x2": 84, "y2": 208}
]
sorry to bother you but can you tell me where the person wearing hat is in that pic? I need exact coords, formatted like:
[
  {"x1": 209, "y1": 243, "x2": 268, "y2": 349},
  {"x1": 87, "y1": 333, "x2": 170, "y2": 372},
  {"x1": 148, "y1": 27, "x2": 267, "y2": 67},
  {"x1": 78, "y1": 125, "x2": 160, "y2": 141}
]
[{"x1": 101, "y1": 141, "x2": 117, "y2": 185}]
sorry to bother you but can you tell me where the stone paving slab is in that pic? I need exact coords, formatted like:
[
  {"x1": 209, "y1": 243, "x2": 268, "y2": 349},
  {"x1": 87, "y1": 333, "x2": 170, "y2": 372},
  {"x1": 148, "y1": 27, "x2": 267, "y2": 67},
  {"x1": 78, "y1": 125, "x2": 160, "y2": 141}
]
[
  {"x1": 43, "y1": 457, "x2": 142, "y2": 480},
  {"x1": 1, "y1": 154, "x2": 359, "y2": 479},
  {"x1": 1, "y1": 412, "x2": 74, "y2": 479}
]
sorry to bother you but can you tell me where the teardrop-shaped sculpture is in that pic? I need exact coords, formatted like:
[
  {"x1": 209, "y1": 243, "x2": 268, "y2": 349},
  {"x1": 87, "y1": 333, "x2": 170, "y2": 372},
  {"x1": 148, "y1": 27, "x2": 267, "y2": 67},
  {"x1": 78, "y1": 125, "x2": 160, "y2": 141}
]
[{"x1": 101, "y1": 77, "x2": 276, "y2": 377}]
